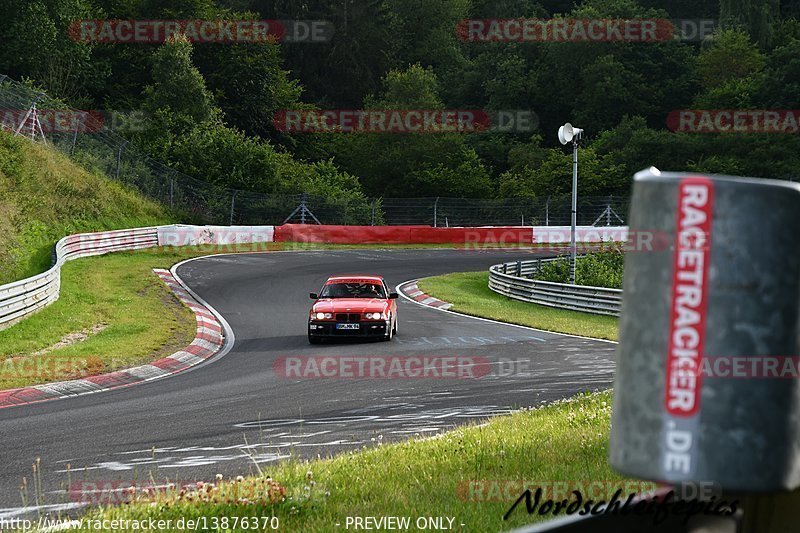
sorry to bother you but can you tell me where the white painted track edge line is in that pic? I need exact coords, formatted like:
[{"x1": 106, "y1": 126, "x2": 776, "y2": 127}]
[
  {"x1": 395, "y1": 278, "x2": 618, "y2": 345},
  {"x1": 169, "y1": 256, "x2": 236, "y2": 371}
]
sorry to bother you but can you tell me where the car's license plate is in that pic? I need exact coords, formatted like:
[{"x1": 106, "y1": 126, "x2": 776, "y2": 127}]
[{"x1": 336, "y1": 323, "x2": 360, "y2": 330}]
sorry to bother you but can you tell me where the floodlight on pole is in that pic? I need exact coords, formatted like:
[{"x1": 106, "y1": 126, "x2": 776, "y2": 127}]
[{"x1": 558, "y1": 123, "x2": 583, "y2": 284}]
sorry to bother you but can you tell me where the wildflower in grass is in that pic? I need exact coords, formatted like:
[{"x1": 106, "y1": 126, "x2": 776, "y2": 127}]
[
  {"x1": 216, "y1": 474, "x2": 223, "y2": 481},
  {"x1": 236, "y1": 475, "x2": 244, "y2": 483}
]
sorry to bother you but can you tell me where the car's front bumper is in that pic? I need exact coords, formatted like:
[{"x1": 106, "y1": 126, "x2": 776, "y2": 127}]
[{"x1": 308, "y1": 321, "x2": 389, "y2": 337}]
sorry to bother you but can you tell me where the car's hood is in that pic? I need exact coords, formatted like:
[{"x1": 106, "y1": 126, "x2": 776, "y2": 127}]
[{"x1": 312, "y1": 298, "x2": 389, "y2": 313}]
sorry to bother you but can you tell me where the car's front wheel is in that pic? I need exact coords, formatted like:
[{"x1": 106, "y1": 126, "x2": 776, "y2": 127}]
[{"x1": 308, "y1": 334, "x2": 321, "y2": 344}]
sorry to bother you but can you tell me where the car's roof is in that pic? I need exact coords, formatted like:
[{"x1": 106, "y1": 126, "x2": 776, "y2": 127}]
[{"x1": 326, "y1": 275, "x2": 384, "y2": 282}]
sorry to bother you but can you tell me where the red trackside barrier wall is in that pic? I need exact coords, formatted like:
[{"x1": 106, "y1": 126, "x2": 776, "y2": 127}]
[{"x1": 273, "y1": 224, "x2": 534, "y2": 245}]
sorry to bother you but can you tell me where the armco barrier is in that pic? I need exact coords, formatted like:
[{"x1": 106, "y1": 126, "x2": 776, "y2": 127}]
[
  {"x1": 0, "y1": 227, "x2": 160, "y2": 330},
  {"x1": 488, "y1": 258, "x2": 622, "y2": 316},
  {"x1": 157, "y1": 224, "x2": 275, "y2": 246},
  {"x1": 0, "y1": 225, "x2": 275, "y2": 331}
]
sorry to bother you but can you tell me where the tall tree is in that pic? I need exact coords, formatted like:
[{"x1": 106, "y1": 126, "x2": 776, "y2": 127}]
[
  {"x1": 136, "y1": 35, "x2": 220, "y2": 158},
  {"x1": 193, "y1": 23, "x2": 305, "y2": 141},
  {"x1": 326, "y1": 65, "x2": 492, "y2": 197},
  {"x1": 720, "y1": 0, "x2": 781, "y2": 47},
  {"x1": 0, "y1": 0, "x2": 105, "y2": 103}
]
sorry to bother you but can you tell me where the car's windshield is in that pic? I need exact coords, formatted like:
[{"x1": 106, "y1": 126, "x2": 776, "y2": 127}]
[{"x1": 320, "y1": 282, "x2": 386, "y2": 299}]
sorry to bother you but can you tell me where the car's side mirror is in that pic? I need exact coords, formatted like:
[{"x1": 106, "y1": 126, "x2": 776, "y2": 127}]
[
  {"x1": 389, "y1": 292, "x2": 399, "y2": 299},
  {"x1": 310, "y1": 292, "x2": 318, "y2": 299}
]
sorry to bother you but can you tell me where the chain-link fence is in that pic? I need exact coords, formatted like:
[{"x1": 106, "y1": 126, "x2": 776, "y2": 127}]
[{"x1": 0, "y1": 73, "x2": 629, "y2": 227}]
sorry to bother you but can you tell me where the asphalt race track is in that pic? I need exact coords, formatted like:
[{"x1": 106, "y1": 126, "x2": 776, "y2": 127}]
[{"x1": 0, "y1": 249, "x2": 616, "y2": 515}]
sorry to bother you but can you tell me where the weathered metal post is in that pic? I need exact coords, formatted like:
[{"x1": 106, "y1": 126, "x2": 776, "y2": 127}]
[
  {"x1": 229, "y1": 190, "x2": 238, "y2": 225},
  {"x1": 611, "y1": 168, "x2": 800, "y2": 530},
  {"x1": 115, "y1": 140, "x2": 128, "y2": 180}
]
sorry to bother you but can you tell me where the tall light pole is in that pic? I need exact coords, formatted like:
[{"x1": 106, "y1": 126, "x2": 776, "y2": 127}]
[{"x1": 558, "y1": 123, "x2": 583, "y2": 284}]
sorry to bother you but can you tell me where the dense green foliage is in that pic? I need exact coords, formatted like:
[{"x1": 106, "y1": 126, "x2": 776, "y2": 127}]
[
  {"x1": 1, "y1": 0, "x2": 798, "y2": 200},
  {"x1": 536, "y1": 244, "x2": 625, "y2": 288}
]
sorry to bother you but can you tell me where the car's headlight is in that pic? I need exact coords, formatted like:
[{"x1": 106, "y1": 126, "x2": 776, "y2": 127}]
[
  {"x1": 315, "y1": 312, "x2": 330, "y2": 320},
  {"x1": 366, "y1": 312, "x2": 386, "y2": 320}
]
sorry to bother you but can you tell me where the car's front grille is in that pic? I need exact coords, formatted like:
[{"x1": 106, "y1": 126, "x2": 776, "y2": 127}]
[{"x1": 335, "y1": 313, "x2": 360, "y2": 322}]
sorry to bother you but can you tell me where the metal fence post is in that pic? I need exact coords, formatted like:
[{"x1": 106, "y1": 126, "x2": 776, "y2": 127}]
[
  {"x1": 169, "y1": 176, "x2": 174, "y2": 208},
  {"x1": 229, "y1": 190, "x2": 238, "y2": 225},
  {"x1": 115, "y1": 140, "x2": 128, "y2": 180},
  {"x1": 545, "y1": 196, "x2": 550, "y2": 226},
  {"x1": 434, "y1": 197, "x2": 440, "y2": 227},
  {"x1": 69, "y1": 115, "x2": 81, "y2": 156}
]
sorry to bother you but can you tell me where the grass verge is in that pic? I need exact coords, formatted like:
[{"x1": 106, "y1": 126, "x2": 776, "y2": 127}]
[
  {"x1": 75, "y1": 391, "x2": 640, "y2": 532},
  {"x1": 417, "y1": 271, "x2": 618, "y2": 341},
  {"x1": 0, "y1": 132, "x2": 172, "y2": 285}
]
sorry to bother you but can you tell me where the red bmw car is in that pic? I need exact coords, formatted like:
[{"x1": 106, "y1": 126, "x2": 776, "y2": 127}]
[{"x1": 308, "y1": 275, "x2": 398, "y2": 343}]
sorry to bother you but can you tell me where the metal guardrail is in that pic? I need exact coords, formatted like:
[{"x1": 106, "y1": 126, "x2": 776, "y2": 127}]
[
  {"x1": 0, "y1": 227, "x2": 160, "y2": 330},
  {"x1": 488, "y1": 258, "x2": 622, "y2": 316}
]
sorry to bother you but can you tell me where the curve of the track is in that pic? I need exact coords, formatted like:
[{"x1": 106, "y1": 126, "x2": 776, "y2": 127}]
[{"x1": 0, "y1": 249, "x2": 616, "y2": 513}]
